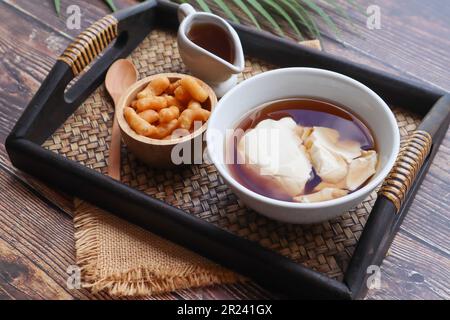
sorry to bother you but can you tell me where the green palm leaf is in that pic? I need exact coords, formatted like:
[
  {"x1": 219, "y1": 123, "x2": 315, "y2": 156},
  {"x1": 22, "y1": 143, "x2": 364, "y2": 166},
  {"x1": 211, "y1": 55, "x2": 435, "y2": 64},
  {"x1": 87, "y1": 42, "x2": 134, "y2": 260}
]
[
  {"x1": 285, "y1": 0, "x2": 321, "y2": 38},
  {"x1": 263, "y1": 0, "x2": 303, "y2": 39},
  {"x1": 213, "y1": 0, "x2": 240, "y2": 24},
  {"x1": 232, "y1": 0, "x2": 261, "y2": 30},
  {"x1": 322, "y1": 0, "x2": 357, "y2": 32},
  {"x1": 195, "y1": 0, "x2": 212, "y2": 13},
  {"x1": 104, "y1": 0, "x2": 117, "y2": 12},
  {"x1": 300, "y1": 0, "x2": 340, "y2": 36},
  {"x1": 247, "y1": 0, "x2": 284, "y2": 36},
  {"x1": 53, "y1": 0, "x2": 117, "y2": 14},
  {"x1": 183, "y1": 0, "x2": 346, "y2": 39},
  {"x1": 53, "y1": 0, "x2": 61, "y2": 16}
]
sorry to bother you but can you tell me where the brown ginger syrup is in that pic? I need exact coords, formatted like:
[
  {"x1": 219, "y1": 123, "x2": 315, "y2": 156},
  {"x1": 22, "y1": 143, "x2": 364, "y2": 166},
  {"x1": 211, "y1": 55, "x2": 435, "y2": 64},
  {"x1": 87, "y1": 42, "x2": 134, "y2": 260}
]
[
  {"x1": 187, "y1": 22, "x2": 235, "y2": 63},
  {"x1": 228, "y1": 98, "x2": 376, "y2": 202}
]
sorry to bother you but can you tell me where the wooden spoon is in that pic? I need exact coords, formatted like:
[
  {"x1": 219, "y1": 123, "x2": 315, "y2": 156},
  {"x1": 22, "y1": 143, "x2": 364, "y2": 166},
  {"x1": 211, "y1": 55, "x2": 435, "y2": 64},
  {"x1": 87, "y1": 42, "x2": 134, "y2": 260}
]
[{"x1": 105, "y1": 59, "x2": 138, "y2": 180}]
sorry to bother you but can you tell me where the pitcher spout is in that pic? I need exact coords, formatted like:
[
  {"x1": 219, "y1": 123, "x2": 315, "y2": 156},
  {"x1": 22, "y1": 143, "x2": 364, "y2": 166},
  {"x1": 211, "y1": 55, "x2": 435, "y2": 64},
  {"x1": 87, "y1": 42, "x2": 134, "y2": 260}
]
[{"x1": 227, "y1": 45, "x2": 245, "y2": 74}]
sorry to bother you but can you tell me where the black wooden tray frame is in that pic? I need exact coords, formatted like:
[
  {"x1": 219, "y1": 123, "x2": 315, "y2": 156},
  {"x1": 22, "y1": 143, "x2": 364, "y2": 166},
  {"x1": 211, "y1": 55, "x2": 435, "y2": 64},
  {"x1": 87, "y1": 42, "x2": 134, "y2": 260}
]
[{"x1": 5, "y1": 0, "x2": 450, "y2": 299}]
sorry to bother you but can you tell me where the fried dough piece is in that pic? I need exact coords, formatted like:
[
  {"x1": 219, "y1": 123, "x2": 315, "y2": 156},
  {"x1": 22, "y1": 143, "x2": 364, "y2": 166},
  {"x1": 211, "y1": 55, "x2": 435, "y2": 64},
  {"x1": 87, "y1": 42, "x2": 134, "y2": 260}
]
[{"x1": 124, "y1": 107, "x2": 156, "y2": 137}]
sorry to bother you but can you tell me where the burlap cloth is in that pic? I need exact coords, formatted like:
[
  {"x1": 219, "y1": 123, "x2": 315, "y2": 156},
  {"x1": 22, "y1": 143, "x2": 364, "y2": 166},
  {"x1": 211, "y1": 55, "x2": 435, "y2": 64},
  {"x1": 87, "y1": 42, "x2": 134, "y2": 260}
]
[{"x1": 70, "y1": 36, "x2": 322, "y2": 297}]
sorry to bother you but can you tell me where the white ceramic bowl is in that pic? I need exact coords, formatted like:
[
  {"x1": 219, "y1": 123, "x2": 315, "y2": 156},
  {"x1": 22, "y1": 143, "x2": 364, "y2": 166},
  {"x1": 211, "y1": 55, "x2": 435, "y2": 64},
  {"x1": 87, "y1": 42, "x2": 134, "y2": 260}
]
[{"x1": 206, "y1": 68, "x2": 400, "y2": 224}]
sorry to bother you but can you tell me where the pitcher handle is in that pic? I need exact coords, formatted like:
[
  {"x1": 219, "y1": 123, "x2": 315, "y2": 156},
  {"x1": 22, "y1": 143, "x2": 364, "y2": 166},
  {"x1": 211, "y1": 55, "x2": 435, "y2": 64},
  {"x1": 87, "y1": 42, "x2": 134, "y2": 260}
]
[{"x1": 178, "y1": 3, "x2": 196, "y2": 22}]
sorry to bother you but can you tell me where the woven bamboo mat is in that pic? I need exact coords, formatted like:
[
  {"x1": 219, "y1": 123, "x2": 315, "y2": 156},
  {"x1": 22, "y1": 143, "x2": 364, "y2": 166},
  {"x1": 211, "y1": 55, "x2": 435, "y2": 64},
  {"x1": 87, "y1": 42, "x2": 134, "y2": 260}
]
[{"x1": 43, "y1": 29, "x2": 421, "y2": 282}]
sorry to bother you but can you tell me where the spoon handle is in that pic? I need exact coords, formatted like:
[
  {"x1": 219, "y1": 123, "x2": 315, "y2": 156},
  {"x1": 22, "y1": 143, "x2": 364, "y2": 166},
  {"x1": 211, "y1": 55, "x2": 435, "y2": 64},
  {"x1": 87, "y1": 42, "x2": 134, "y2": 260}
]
[{"x1": 107, "y1": 114, "x2": 122, "y2": 181}]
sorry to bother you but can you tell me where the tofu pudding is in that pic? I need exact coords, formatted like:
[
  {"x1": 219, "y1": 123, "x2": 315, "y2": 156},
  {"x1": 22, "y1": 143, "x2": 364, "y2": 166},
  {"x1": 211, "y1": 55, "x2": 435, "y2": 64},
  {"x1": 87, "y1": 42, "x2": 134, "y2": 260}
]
[{"x1": 228, "y1": 98, "x2": 377, "y2": 203}]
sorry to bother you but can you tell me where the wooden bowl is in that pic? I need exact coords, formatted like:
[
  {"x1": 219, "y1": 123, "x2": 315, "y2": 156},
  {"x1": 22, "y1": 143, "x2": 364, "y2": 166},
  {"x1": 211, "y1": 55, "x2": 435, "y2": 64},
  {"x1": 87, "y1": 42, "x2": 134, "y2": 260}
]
[{"x1": 117, "y1": 73, "x2": 217, "y2": 168}]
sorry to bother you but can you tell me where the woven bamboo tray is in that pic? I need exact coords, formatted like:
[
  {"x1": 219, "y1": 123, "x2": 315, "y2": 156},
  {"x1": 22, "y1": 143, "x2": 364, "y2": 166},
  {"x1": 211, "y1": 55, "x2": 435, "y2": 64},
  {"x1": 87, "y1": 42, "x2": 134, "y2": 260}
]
[
  {"x1": 8, "y1": 1, "x2": 450, "y2": 299},
  {"x1": 42, "y1": 29, "x2": 421, "y2": 282}
]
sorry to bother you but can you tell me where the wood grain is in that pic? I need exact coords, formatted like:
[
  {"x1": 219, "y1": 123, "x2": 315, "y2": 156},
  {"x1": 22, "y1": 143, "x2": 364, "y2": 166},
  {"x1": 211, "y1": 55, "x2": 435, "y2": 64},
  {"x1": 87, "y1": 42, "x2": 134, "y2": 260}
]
[
  {"x1": 368, "y1": 232, "x2": 450, "y2": 300},
  {"x1": 0, "y1": 3, "x2": 69, "y2": 141},
  {"x1": 0, "y1": 2, "x2": 74, "y2": 213},
  {"x1": 6, "y1": 0, "x2": 135, "y2": 38},
  {"x1": 0, "y1": 0, "x2": 448, "y2": 300},
  {"x1": 324, "y1": 0, "x2": 450, "y2": 92},
  {"x1": 0, "y1": 168, "x2": 111, "y2": 300},
  {"x1": 0, "y1": 238, "x2": 72, "y2": 300}
]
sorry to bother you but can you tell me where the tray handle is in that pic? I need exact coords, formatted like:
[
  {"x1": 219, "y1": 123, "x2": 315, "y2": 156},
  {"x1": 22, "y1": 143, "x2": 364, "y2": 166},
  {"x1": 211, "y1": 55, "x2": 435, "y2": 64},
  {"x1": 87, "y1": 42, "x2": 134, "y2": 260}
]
[
  {"x1": 378, "y1": 94, "x2": 450, "y2": 211},
  {"x1": 346, "y1": 95, "x2": 450, "y2": 298},
  {"x1": 379, "y1": 130, "x2": 432, "y2": 211},
  {"x1": 8, "y1": 1, "x2": 159, "y2": 142},
  {"x1": 58, "y1": 15, "x2": 118, "y2": 76}
]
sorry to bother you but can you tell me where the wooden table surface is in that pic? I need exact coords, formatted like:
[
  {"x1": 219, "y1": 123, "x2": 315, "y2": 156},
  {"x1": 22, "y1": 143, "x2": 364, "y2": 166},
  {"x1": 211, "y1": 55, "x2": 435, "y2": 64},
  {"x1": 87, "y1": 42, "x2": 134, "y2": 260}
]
[{"x1": 0, "y1": 0, "x2": 449, "y2": 300}]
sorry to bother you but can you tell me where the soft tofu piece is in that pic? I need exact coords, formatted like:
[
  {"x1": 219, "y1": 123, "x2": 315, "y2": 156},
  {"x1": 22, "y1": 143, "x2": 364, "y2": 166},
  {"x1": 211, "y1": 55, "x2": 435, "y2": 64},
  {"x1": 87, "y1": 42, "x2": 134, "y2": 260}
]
[
  {"x1": 305, "y1": 126, "x2": 363, "y2": 184},
  {"x1": 293, "y1": 188, "x2": 348, "y2": 203},
  {"x1": 237, "y1": 117, "x2": 312, "y2": 197},
  {"x1": 305, "y1": 127, "x2": 361, "y2": 163},
  {"x1": 309, "y1": 142, "x2": 348, "y2": 183},
  {"x1": 313, "y1": 150, "x2": 378, "y2": 192},
  {"x1": 346, "y1": 150, "x2": 378, "y2": 190}
]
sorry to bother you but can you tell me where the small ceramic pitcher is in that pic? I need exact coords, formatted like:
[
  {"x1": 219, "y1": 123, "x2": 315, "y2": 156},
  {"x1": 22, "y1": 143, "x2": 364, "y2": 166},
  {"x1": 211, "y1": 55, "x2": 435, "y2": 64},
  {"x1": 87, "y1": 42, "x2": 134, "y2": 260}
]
[{"x1": 177, "y1": 3, "x2": 245, "y2": 97}]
